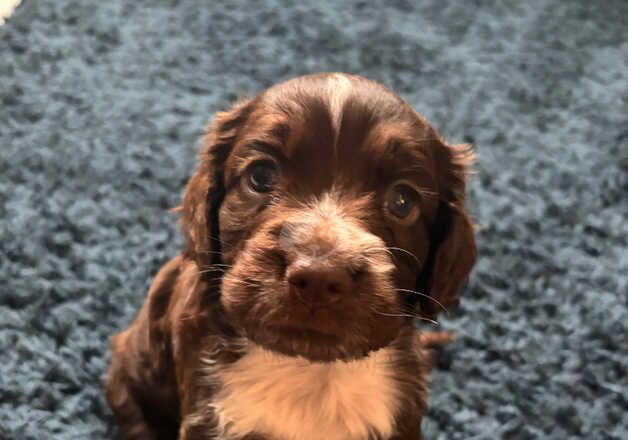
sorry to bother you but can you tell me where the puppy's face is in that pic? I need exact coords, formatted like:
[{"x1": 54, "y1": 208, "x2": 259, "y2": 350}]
[{"x1": 182, "y1": 74, "x2": 476, "y2": 361}]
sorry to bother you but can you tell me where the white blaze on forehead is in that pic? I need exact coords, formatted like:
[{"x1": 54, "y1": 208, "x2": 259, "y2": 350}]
[
  {"x1": 327, "y1": 73, "x2": 353, "y2": 148},
  {"x1": 209, "y1": 344, "x2": 401, "y2": 440}
]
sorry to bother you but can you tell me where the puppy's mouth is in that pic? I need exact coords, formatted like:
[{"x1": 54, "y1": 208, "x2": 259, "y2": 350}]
[
  {"x1": 268, "y1": 321, "x2": 338, "y2": 338},
  {"x1": 266, "y1": 324, "x2": 342, "y2": 353},
  {"x1": 221, "y1": 277, "x2": 401, "y2": 362},
  {"x1": 233, "y1": 298, "x2": 361, "y2": 361},
  {"x1": 244, "y1": 320, "x2": 365, "y2": 362}
]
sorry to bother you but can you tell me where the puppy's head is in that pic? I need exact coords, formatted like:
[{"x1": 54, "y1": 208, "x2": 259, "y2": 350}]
[{"x1": 181, "y1": 73, "x2": 476, "y2": 361}]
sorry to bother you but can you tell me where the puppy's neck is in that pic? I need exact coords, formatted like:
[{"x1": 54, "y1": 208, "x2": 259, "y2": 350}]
[{"x1": 209, "y1": 343, "x2": 402, "y2": 440}]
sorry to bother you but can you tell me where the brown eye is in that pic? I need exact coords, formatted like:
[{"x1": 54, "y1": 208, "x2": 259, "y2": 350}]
[
  {"x1": 247, "y1": 161, "x2": 279, "y2": 193},
  {"x1": 386, "y1": 184, "x2": 420, "y2": 219}
]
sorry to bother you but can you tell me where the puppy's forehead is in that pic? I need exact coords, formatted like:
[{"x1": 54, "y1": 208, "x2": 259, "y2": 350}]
[{"x1": 235, "y1": 74, "x2": 437, "y2": 188}]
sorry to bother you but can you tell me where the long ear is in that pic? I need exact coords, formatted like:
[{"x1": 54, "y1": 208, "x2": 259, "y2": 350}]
[
  {"x1": 418, "y1": 142, "x2": 477, "y2": 317},
  {"x1": 180, "y1": 99, "x2": 253, "y2": 270}
]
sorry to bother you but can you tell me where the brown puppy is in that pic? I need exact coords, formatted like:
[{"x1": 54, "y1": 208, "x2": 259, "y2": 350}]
[{"x1": 105, "y1": 73, "x2": 476, "y2": 440}]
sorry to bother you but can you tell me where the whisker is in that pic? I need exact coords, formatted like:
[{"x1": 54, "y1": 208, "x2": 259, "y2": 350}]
[
  {"x1": 222, "y1": 275, "x2": 262, "y2": 289},
  {"x1": 395, "y1": 288, "x2": 448, "y2": 314},
  {"x1": 230, "y1": 281, "x2": 260, "y2": 289},
  {"x1": 197, "y1": 263, "x2": 234, "y2": 276},
  {"x1": 399, "y1": 302, "x2": 442, "y2": 325},
  {"x1": 385, "y1": 247, "x2": 422, "y2": 265},
  {"x1": 197, "y1": 268, "x2": 227, "y2": 275},
  {"x1": 197, "y1": 250, "x2": 224, "y2": 256},
  {"x1": 205, "y1": 234, "x2": 223, "y2": 243},
  {"x1": 364, "y1": 246, "x2": 422, "y2": 267},
  {"x1": 371, "y1": 308, "x2": 439, "y2": 325}
]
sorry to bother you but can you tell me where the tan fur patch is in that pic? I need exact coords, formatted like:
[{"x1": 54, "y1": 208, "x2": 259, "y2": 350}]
[{"x1": 209, "y1": 345, "x2": 401, "y2": 440}]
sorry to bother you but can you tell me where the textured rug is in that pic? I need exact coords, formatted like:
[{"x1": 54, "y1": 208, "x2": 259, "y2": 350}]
[{"x1": 1, "y1": 0, "x2": 626, "y2": 438}]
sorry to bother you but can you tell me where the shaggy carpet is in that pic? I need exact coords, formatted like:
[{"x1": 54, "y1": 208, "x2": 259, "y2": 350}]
[{"x1": 1, "y1": 0, "x2": 626, "y2": 439}]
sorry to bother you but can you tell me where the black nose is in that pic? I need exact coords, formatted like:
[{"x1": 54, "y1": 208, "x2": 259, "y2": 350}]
[{"x1": 287, "y1": 265, "x2": 352, "y2": 307}]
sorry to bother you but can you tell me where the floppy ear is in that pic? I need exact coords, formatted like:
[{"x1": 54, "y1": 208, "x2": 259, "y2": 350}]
[
  {"x1": 180, "y1": 99, "x2": 253, "y2": 270},
  {"x1": 417, "y1": 142, "x2": 477, "y2": 317}
]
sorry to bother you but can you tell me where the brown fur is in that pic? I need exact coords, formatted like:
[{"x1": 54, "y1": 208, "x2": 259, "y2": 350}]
[{"x1": 106, "y1": 73, "x2": 476, "y2": 439}]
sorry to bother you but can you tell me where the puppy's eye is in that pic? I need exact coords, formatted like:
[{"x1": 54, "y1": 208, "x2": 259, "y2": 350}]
[
  {"x1": 386, "y1": 184, "x2": 420, "y2": 220},
  {"x1": 247, "y1": 161, "x2": 279, "y2": 193}
]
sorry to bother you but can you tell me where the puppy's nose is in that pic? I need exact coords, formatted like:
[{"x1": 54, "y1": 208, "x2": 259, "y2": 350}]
[{"x1": 287, "y1": 265, "x2": 352, "y2": 306}]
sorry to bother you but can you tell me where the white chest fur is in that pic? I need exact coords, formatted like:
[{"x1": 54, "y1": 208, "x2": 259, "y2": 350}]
[{"x1": 210, "y1": 345, "x2": 401, "y2": 440}]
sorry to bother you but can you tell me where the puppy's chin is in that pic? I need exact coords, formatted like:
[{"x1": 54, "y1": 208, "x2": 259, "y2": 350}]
[
  {"x1": 221, "y1": 295, "x2": 403, "y2": 362},
  {"x1": 242, "y1": 324, "x2": 393, "y2": 362},
  {"x1": 220, "y1": 284, "x2": 403, "y2": 362}
]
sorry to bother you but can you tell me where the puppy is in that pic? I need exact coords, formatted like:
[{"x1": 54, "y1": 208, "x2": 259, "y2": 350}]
[{"x1": 105, "y1": 73, "x2": 476, "y2": 440}]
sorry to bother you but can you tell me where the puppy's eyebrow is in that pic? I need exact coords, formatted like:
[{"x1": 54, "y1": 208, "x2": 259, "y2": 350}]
[
  {"x1": 238, "y1": 120, "x2": 290, "y2": 157},
  {"x1": 239, "y1": 139, "x2": 285, "y2": 158},
  {"x1": 380, "y1": 134, "x2": 439, "y2": 154},
  {"x1": 371, "y1": 135, "x2": 440, "y2": 187},
  {"x1": 377, "y1": 136, "x2": 430, "y2": 162}
]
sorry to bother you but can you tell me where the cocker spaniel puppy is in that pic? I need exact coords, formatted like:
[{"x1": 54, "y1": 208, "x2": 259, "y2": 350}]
[{"x1": 106, "y1": 73, "x2": 476, "y2": 440}]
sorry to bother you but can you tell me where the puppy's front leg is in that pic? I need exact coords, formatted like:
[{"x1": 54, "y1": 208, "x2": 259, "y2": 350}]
[
  {"x1": 106, "y1": 257, "x2": 184, "y2": 439},
  {"x1": 106, "y1": 339, "x2": 173, "y2": 440}
]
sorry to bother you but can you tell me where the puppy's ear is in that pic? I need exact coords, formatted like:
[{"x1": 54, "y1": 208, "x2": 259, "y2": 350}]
[
  {"x1": 418, "y1": 142, "x2": 476, "y2": 317},
  {"x1": 180, "y1": 99, "x2": 253, "y2": 269}
]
